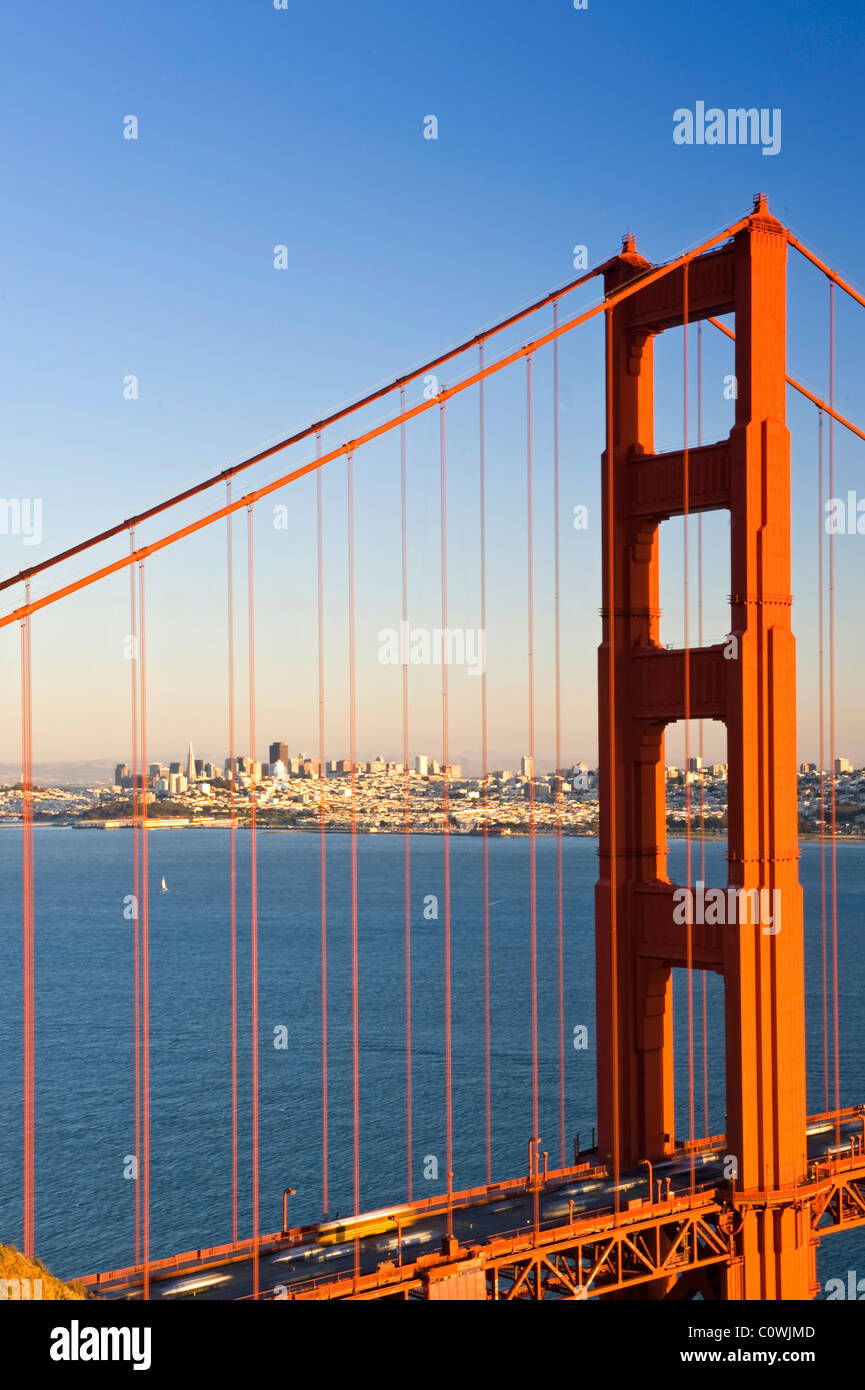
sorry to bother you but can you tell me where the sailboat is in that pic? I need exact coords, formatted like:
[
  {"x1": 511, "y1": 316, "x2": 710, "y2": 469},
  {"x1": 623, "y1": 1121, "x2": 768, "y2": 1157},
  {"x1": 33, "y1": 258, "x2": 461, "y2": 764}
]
[{"x1": 160, "y1": 875, "x2": 168, "y2": 893}]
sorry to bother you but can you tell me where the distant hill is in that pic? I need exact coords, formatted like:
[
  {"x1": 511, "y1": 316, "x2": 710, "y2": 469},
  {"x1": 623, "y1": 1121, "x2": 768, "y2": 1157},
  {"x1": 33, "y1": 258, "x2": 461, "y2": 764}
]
[{"x1": 0, "y1": 760, "x2": 114, "y2": 788}]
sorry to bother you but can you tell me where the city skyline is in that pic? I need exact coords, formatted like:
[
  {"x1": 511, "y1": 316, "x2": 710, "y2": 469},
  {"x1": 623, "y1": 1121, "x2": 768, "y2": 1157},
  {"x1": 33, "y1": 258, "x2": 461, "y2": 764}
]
[
  {"x1": 7, "y1": 744, "x2": 865, "y2": 842},
  {"x1": 106, "y1": 737, "x2": 863, "y2": 786}
]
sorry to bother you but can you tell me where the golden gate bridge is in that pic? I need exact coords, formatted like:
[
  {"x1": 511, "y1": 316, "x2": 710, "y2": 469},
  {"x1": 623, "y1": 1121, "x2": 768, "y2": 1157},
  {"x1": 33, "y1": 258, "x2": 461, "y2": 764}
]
[{"x1": 4, "y1": 194, "x2": 865, "y2": 1301}]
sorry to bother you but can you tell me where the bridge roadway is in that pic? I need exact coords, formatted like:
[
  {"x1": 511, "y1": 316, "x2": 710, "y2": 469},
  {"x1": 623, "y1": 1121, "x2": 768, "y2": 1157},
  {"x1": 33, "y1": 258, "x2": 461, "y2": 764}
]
[{"x1": 78, "y1": 1111, "x2": 864, "y2": 1301}]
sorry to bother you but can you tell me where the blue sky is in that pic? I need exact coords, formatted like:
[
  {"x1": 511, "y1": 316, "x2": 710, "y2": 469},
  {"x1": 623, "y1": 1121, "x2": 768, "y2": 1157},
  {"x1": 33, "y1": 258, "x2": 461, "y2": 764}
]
[{"x1": 2, "y1": 0, "x2": 864, "y2": 767}]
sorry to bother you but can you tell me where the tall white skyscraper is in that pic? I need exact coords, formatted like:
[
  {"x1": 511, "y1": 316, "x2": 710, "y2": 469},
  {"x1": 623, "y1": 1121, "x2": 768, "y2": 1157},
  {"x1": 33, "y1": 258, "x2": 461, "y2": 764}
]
[
  {"x1": 187, "y1": 741, "x2": 196, "y2": 783},
  {"x1": 415, "y1": 754, "x2": 428, "y2": 776}
]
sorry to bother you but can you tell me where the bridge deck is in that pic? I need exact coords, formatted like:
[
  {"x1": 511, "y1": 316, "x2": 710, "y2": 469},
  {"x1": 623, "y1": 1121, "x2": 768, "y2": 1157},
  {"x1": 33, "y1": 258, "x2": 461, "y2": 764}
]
[{"x1": 77, "y1": 1109, "x2": 865, "y2": 1300}]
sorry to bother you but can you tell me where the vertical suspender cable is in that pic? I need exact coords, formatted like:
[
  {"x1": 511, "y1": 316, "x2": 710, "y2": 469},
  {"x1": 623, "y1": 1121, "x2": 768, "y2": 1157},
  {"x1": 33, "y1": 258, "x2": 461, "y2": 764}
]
[
  {"x1": 21, "y1": 580, "x2": 35, "y2": 1257},
  {"x1": 526, "y1": 355, "x2": 540, "y2": 1232},
  {"x1": 137, "y1": 559, "x2": 150, "y2": 1299},
  {"x1": 697, "y1": 322, "x2": 708, "y2": 1137},
  {"x1": 479, "y1": 345, "x2": 492, "y2": 1186},
  {"x1": 553, "y1": 309, "x2": 566, "y2": 1171},
  {"x1": 399, "y1": 392, "x2": 413, "y2": 1203},
  {"x1": 605, "y1": 307, "x2": 621, "y2": 1212},
  {"x1": 247, "y1": 506, "x2": 260, "y2": 1297},
  {"x1": 128, "y1": 537, "x2": 141, "y2": 1267},
  {"x1": 226, "y1": 485, "x2": 239, "y2": 1244},
  {"x1": 347, "y1": 452, "x2": 361, "y2": 1278},
  {"x1": 315, "y1": 435, "x2": 329, "y2": 1215},
  {"x1": 817, "y1": 412, "x2": 828, "y2": 1112},
  {"x1": 683, "y1": 265, "x2": 696, "y2": 1193},
  {"x1": 828, "y1": 285, "x2": 840, "y2": 1138},
  {"x1": 440, "y1": 401, "x2": 454, "y2": 1237}
]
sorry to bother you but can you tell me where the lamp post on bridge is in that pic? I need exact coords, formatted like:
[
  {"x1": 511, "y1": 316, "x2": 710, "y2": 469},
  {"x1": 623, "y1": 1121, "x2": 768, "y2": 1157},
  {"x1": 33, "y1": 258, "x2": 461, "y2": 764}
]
[
  {"x1": 639, "y1": 1158, "x2": 653, "y2": 1206},
  {"x1": 527, "y1": 1136, "x2": 542, "y2": 1188},
  {"x1": 282, "y1": 1186, "x2": 296, "y2": 1236}
]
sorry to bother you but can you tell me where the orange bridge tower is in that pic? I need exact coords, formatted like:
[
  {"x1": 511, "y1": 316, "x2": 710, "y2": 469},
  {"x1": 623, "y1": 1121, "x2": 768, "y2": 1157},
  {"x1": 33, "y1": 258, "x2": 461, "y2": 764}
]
[{"x1": 595, "y1": 196, "x2": 811, "y2": 1299}]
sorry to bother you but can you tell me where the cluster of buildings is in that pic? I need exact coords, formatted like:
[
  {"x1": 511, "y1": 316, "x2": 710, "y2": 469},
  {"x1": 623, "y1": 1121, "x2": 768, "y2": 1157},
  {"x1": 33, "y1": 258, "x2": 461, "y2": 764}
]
[
  {"x1": 0, "y1": 784, "x2": 101, "y2": 823},
  {"x1": 663, "y1": 757, "x2": 730, "y2": 832},
  {"x1": 100, "y1": 746, "x2": 735, "y2": 836},
  {"x1": 114, "y1": 744, "x2": 222, "y2": 798},
  {"x1": 2, "y1": 747, "x2": 864, "y2": 837},
  {"x1": 112, "y1": 742, "x2": 465, "y2": 793},
  {"x1": 105, "y1": 742, "x2": 598, "y2": 834},
  {"x1": 797, "y1": 762, "x2": 865, "y2": 832},
  {"x1": 265, "y1": 743, "x2": 465, "y2": 783}
]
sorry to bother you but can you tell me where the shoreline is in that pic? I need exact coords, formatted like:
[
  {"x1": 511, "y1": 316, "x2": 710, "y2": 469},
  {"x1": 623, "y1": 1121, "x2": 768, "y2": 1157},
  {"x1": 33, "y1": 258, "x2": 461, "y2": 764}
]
[{"x1": 2, "y1": 823, "x2": 864, "y2": 844}]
